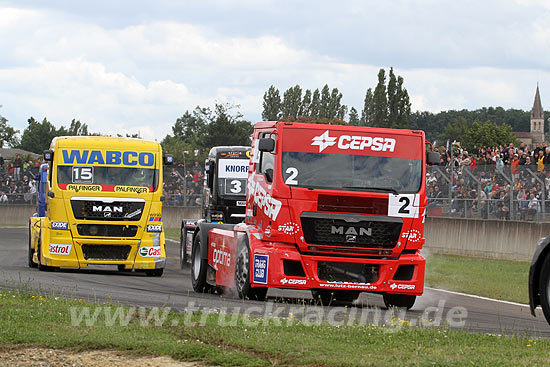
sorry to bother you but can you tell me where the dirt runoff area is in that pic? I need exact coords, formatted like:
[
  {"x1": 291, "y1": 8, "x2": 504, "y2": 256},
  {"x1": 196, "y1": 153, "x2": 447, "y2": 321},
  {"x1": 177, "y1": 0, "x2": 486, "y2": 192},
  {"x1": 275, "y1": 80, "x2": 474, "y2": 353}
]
[{"x1": 0, "y1": 346, "x2": 202, "y2": 367}]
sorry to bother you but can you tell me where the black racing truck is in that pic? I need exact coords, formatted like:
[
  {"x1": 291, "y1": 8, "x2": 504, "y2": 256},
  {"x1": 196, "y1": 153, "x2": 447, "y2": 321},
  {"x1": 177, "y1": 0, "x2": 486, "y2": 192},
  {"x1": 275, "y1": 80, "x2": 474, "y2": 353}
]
[
  {"x1": 529, "y1": 237, "x2": 550, "y2": 324},
  {"x1": 179, "y1": 146, "x2": 250, "y2": 268}
]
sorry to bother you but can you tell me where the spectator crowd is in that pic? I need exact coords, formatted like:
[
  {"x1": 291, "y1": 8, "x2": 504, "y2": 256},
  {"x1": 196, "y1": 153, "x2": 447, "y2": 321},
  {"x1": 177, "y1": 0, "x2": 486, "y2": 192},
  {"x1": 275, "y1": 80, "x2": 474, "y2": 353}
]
[
  {"x1": 0, "y1": 154, "x2": 42, "y2": 205},
  {"x1": 163, "y1": 161, "x2": 204, "y2": 206},
  {"x1": 428, "y1": 142, "x2": 550, "y2": 220}
]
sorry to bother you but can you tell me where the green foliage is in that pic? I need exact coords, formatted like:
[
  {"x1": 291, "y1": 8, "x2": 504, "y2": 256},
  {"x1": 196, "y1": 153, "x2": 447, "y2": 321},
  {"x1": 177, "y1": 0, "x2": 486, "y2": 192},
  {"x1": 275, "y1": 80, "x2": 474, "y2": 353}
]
[
  {"x1": 461, "y1": 120, "x2": 519, "y2": 149},
  {"x1": 0, "y1": 114, "x2": 19, "y2": 148},
  {"x1": 360, "y1": 88, "x2": 374, "y2": 125},
  {"x1": 410, "y1": 107, "x2": 530, "y2": 142},
  {"x1": 261, "y1": 85, "x2": 281, "y2": 121},
  {"x1": 162, "y1": 103, "x2": 253, "y2": 165},
  {"x1": 372, "y1": 69, "x2": 388, "y2": 127},
  {"x1": 281, "y1": 85, "x2": 302, "y2": 120},
  {"x1": 18, "y1": 117, "x2": 59, "y2": 154},
  {"x1": 348, "y1": 107, "x2": 360, "y2": 125}
]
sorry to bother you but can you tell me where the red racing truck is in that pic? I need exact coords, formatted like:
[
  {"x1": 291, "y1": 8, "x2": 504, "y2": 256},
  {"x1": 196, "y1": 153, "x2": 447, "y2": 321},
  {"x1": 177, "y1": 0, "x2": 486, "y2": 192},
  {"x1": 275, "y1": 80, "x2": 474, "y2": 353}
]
[{"x1": 189, "y1": 121, "x2": 439, "y2": 308}]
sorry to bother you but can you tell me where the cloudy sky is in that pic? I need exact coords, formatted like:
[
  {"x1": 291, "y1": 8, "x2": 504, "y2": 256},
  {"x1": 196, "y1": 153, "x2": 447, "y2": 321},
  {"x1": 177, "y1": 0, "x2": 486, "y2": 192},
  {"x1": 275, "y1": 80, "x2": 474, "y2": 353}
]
[{"x1": 1, "y1": 0, "x2": 550, "y2": 142}]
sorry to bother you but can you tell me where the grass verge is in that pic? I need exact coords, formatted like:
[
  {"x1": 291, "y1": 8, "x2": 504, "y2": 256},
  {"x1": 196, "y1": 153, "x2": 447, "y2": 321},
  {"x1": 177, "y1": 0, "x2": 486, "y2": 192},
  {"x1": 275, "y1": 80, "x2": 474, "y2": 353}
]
[
  {"x1": 425, "y1": 253, "x2": 529, "y2": 304},
  {"x1": 1, "y1": 287, "x2": 549, "y2": 366}
]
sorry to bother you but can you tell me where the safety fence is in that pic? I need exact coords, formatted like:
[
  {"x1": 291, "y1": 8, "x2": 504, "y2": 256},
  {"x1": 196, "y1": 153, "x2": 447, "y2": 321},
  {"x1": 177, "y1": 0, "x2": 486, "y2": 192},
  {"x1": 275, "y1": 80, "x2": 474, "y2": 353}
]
[{"x1": 427, "y1": 163, "x2": 550, "y2": 222}]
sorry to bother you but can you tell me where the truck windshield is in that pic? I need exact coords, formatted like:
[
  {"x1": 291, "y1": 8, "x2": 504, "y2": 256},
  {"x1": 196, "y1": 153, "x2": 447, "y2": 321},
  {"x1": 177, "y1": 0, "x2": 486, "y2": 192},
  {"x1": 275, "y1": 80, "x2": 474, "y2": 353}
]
[
  {"x1": 282, "y1": 152, "x2": 422, "y2": 194},
  {"x1": 57, "y1": 166, "x2": 157, "y2": 188}
]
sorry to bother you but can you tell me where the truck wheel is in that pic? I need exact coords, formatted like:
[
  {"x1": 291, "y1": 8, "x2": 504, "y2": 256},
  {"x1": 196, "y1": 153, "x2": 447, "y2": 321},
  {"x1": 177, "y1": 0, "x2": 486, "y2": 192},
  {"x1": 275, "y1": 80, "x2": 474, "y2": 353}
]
[
  {"x1": 28, "y1": 223, "x2": 37, "y2": 268},
  {"x1": 145, "y1": 269, "x2": 164, "y2": 277},
  {"x1": 311, "y1": 290, "x2": 360, "y2": 305},
  {"x1": 191, "y1": 232, "x2": 212, "y2": 293},
  {"x1": 37, "y1": 237, "x2": 56, "y2": 272},
  {"x1": 538, "y1": 254, "x2": 550, "y2": 324},
  {"x1": 235, "y1": 238, "x2": 268, "y2": 301},
  {"x1": 383, "y1": 293, "x2": 416, "y2": 310},
  {"x1": 180, "y1": 225, "x2": 188, "y2": 269}
]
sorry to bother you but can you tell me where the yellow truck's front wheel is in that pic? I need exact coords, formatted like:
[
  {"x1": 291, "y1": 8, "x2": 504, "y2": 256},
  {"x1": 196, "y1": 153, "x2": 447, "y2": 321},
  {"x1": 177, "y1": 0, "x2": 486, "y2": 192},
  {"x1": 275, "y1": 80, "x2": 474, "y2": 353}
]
[{"x1": 28, "y1": 223, "x2": 37, "y2": 268}]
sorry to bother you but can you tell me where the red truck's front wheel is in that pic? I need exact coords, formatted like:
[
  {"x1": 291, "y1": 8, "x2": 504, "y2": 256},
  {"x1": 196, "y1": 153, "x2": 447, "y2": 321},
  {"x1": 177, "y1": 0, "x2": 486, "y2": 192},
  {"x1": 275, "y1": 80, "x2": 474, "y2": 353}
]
[{"x1": 235, "y1": 238, "x2": 267, "y2": 301}]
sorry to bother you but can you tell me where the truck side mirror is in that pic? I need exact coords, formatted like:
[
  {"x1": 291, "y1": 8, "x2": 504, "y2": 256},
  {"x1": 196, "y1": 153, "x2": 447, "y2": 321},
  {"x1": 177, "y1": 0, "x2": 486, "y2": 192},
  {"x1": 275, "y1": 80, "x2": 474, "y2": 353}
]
[
  {"x1": 426, "y1": 151, "x2": 440, "y2": 165},
  {"x1": 258, "y1": 138, "x2": 275, "y2": 153},
  {"x1": 43, "y1": 150, "x2": 54, "y2": 162},
  {"x1": 163, "y1": 154, "x2": 174, "y2": 165},
  {"x1": 207, "y1": 161, "x2": 215, "y2": 189}
]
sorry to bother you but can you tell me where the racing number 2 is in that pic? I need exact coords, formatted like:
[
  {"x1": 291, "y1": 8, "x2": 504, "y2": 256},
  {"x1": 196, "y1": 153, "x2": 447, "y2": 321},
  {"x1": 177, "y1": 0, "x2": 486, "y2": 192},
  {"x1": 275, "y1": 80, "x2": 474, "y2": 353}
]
[{"x1": 388, "y1": 194, "x2": 418, "y2": 218}]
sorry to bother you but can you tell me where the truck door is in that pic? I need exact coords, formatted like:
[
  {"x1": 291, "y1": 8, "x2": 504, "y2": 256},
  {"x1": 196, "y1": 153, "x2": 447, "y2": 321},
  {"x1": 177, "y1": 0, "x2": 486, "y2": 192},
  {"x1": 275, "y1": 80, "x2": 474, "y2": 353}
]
[{"x1": 247, "y1": 131, "x2": 281, "y2": 232}]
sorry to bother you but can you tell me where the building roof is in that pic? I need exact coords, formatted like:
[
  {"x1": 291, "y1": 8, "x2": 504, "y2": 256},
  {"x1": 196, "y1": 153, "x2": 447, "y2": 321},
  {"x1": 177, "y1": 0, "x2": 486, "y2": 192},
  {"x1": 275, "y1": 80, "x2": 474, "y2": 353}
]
[
  {"x1": 531, "y1": 85, "x2": 544, "y2": 120},
  {"x1": 0, "y1": 148, "x2": 41, "y2": 161}
]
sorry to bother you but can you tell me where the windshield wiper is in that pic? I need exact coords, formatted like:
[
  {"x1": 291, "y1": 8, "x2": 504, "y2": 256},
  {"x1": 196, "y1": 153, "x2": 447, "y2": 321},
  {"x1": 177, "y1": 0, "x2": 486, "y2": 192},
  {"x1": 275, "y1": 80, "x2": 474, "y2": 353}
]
[{"x1": 342, "y1": 186, "x2": 399, "y2": 194}]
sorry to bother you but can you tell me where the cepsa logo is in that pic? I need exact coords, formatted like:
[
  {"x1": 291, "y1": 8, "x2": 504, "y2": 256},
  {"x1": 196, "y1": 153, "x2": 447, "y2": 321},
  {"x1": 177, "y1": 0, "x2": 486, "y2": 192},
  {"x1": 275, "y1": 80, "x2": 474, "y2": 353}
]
[
  {"x1": 311, "y1": 130, "x2": 396, "y2": 153},
  {"x1": 62, "y1": 150, "x2": 155, "y2": 167},
  {"x1": 247, "y1": 176, "x2": 282, "y2": 221}
]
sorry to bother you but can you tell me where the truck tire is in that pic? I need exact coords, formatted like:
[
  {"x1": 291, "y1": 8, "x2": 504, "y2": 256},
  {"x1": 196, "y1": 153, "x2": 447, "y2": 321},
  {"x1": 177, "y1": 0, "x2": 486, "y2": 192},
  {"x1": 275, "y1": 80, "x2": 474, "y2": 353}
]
[
  {"x1": 311, "y1": 290, "x2": 360, "y2": 305},
  {"x1": 383, "y1": 293, "x2": 416, "y2": 310},
  {"x1": 538, "y1": 253, "x2": 550, "y2": 324},
  {"x1": 235, "y1": 237, "x2": 268, "y2": 301},
  {"x1": 191, "y1": 232, "x2": 212, "y2": 293},
  {"x1": 180, "y1": 225, "x2": 188, "y2": 269},
  {"x1": 28, "y1": 223, "x2": 37, "y2": 268},
  {"x1": 37, "y1": 237, "x2": 56, "y2": 272}
]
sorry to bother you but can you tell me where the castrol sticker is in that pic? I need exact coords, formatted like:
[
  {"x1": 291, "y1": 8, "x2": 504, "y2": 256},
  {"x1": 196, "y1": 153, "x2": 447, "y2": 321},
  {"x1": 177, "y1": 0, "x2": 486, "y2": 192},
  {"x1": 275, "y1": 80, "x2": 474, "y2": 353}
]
[
  {"x1": 139, "y1": 246, "x2": 161, "y2": 257},
  {"x1": 49, "y1": 244, "x2": 72, "y2": 255},
  {"x1": 388, "y1": 194, "x2": 419, "y2": 218}
]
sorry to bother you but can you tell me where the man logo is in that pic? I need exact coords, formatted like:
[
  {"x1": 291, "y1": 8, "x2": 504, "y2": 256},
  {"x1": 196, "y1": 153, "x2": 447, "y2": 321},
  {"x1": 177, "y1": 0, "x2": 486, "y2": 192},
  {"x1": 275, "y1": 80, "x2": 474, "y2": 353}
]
[{"x1": 331, "y1": 225, "x2": 372, "y2": 237}]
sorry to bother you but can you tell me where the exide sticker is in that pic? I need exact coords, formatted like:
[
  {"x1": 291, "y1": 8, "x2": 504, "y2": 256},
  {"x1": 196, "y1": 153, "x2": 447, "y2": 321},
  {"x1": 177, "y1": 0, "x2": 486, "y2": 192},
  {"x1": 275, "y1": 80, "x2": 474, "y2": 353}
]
[
  {"x1": 253, "y1": 254, "x2": 269, "y2": 284},
  {"x1": 139, "y1": 246, "x2": 161, "y2": 257},
  {"x1": 49, "y1": 244, "x2": 72, "y2": 255},
  {"x1": 147, "y1": 224, "x2": 162, "y2": 232},
  {"x1": 51, "y1": 222, "x2": 69, "y2": 230}
]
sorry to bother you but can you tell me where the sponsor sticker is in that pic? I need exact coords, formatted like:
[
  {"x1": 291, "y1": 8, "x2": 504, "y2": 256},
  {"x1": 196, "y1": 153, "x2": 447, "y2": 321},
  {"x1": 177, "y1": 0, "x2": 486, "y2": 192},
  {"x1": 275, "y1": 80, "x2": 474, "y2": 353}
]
[
  {"x1": 49, "y1": 244, "x2": 72, "y2": 255},
  {"x1": 390, "y1": 283, "x2": 415, "y2": 290},
  {"x1": 402, "y1": 229, "x2": 422, "y2": 243},
  {"x1": 218, "y1": 159, "x2": 250, "y2": 179},
  {"x1": 147, "y1": 224, "x2": 162, "y2": 232},
  {"x1": 311, "y1": 130, "x2": 396, "y2": 153},
  {"x1": 149, "y1": 216, "x2": 161, "y2": 222},
  {"x1": 139, "y1": 246, "x2": 161, "y2": 257},
  {"x1": 236, "y1": 200, "x2": 246, "y2": 207},
  {"x1": 114, "y1": 186, "x2": 150, "y2": 194},
  {"x1": 51, "y1": 222, "x2": 69, "y2": 230},
  {"x1": 277, "y1": 222, "x2": 300, "y2": 235},
  {"x1": 280, "y1": 277, "x2": 307, "y2": 285},
  {"x1": 212, "y1": 244, "x2": 231, "y2": 267},
  {"x1": 66, "y1": 184, "x2": 102, "y2": 192},
  {"x1": 253, "y1": 254, "x2": 269, "y2": 284}
]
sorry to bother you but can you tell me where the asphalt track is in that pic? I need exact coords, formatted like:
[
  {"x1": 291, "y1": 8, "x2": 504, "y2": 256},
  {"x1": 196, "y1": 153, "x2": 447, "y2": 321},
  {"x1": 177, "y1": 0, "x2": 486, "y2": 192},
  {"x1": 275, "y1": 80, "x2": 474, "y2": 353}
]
[{"x1": 2, "y1": 227, "x2": 550, "y2": 338}]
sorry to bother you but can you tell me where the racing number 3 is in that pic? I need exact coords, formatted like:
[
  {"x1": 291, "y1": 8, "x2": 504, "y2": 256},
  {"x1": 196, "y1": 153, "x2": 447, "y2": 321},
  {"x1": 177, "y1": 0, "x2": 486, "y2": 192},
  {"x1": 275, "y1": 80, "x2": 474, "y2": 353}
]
[{"x1": 388, "y1": 194, "x2": 418, "y2": 218}]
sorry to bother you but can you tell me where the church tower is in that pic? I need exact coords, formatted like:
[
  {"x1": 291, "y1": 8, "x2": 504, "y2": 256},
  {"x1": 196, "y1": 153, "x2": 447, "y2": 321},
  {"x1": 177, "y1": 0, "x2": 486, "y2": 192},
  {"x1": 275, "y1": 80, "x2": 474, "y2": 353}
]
[{"x1": 531, "y1": 85, "x2": 545, "y2": 143}]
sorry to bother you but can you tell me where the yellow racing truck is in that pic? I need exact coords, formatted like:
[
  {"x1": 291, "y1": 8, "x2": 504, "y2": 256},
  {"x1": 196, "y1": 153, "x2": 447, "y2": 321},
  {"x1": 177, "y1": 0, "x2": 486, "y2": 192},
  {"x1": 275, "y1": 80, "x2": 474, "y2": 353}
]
[{"x1": 28, "y1": 136, "x2": 173, "y2": 276}]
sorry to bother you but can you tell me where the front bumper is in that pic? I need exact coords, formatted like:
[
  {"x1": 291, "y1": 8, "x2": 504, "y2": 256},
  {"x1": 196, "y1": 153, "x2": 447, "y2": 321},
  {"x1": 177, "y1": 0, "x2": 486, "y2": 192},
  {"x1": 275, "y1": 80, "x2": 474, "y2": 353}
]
[{"x1": 250, "y1": 242, "x2": 425, "y2": 295}]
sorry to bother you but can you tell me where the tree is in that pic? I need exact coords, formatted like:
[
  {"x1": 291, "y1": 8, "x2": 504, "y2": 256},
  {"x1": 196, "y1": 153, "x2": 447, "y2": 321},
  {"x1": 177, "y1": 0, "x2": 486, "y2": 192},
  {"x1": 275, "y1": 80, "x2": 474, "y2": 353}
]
[
  {"x1": 310, "y1": 89, "x2": 321, "y2": 118},
  {"x1": 318, "y1": 85, "x2": 331, "y2": 119},
  {"x1": 67, "y1": 119, "x2": 89, "y2": 136},
  {"x1": 372, "y1": 69, "x2": 388, "y2": 127},
  {"x1": 387, "y1": 68, "x2": 399, "y2": 127},
  {"x1": 203, "y1": 103, "x2": 253, "y2": 148},
  {"x1": 0, "y1": 114, "x2": 19, "y2": 148},
  {"x1": 461, "y1": 120, "x2": 519, "y2": 149},
  {"x1": 440, "y1": 117, "x2": 469, "y2": 144},
  {"x1": 337, "y1": 105, "x2": 348, "y2": 121},
  {"x1": 281, "y1": 85, "x2": 302, "y2": 120},
  {"x1": 262, "y1": 85, "x2": 282, "y2": 121},
  {"x1": 361, "y1": 88, "x2": 374, "y2": 125},
  {"x1": 18, "y1": 117, "x2": 58, "y2": 154},
  {"x1": 395, "y1": 76, "x2": 411, "y2": 129},
  {"x1": 328, "y1": 88, "x2": 343, "y2": 119},
  {"x1": 300, "y1": 89, "x2": 312, "y2": 117},
  {"x1": 348, "y1": 107, "x2": 360, "y2": 125}
]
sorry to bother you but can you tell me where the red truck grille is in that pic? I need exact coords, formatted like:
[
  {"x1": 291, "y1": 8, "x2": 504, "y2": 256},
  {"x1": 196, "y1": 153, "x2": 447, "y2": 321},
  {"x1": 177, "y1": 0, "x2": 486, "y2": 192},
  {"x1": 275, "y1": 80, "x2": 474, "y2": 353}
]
[{"x1": 300, "y1": 212, "x2": 402, "y2": 254}]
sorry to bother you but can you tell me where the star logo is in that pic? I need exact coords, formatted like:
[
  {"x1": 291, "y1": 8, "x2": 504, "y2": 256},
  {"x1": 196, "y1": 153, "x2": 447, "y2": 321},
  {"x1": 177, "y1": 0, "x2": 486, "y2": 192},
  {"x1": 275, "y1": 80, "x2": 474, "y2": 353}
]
[{"x1": 311, "y1": 130, "x2": 337, "y2": 152}]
